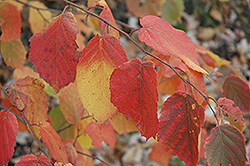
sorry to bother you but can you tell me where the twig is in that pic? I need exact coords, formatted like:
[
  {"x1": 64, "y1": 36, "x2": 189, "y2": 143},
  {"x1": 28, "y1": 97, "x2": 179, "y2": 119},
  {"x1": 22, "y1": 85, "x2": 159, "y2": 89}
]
[
  {"x1": 60, "y1": 0, "x2": 219, "y2": 124},
  {"x1": 77, "y1": 151, "x2": 110, "y2": 166},
  {"x1": 57, "y1": 115, "x2": 92, "y2": 133},
  {"x1": 15, "y1": 0, "x2": 61, "y2": 13}
]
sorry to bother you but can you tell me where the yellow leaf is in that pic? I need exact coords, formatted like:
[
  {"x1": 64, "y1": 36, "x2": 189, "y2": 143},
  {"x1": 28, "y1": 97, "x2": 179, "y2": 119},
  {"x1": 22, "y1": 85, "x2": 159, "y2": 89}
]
[{"x1": 28, "y1": 1, "x2": 52, "y2": 34}]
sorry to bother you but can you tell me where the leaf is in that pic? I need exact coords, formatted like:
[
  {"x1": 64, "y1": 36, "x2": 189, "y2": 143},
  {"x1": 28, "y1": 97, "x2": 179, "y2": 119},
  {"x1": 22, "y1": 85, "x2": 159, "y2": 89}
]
[
  {"x1": 1, "y1": 96, "x2": 27, "y2": 132},
  {"x1": 149, "y1": 142, "x2": 172, "y2": 165},
  {"x1": 126, "y1": 0, "x2": 164, "y2": 18},
  {"x1": 64, "y1": 142, "x2": 78, "y2": 165},
  {"x1": 13, "y1": 66, "x2": 58, "y2": 97},
  {"x1": 204, "y1": 124, "x2": 247, "y2": 166},
  {"x1": 110, "y1": 59, "x2": 158, "y2": 139},
  {"x1": 40, "y1": 121, "x2": 69, "y2": 164},
  {"x1": 95, "y1": 0, "x2": 120, "y2": 38},
  {"x1": 217, "y1": 97, "x2": 246, "y2": 131},
  {"x1": 59, "y1": 82, "x2": 85, "y2": 124},
  {"x1": 77, "y1": 117, "x2": 95, "y2": 149},
  {"x1": 110, "y1": 112, "x2": 138, "y2": 135},
  {"x1": 222, "y1": 75, "x2": 250, "y2": 113},
  {"x1": 75, "y1": 142, "x2": 94, "y2": 166},
  {"x1": 161, "y1": 0, "x2": 185, "y2": 24},
  {"x1": 76, "y1": 34, "x2": 128, "y2": 124},
  {"x1": 28, "y1": 1, "x2": 52, "y2": 34},
  {"x1": 158, "y1": 92, "x2": 205, "y2": 166},
  {"x1": 84, "y1": 122, "x2": 116, "y2": 150},
  {"x1": 195, "y1": 44, "x2": 230, "y2": 67},
  {"x1": 5, "y1": 0, "x2": 28, "y2": 11},
  {"x1": 15, "y1": 155, "x2": 51, "y2": 166},
  {"x1": 29, "y1": 12, "x2": 79, "y2": 92},
  {"x1": 9, "y1": 76, "x2": 48, "y2": 138},
  {"x1": 49, "y1": 107, "x2": 75, "y2": 141},
  {"x1": 138, "y1": 15, "x2": 208, "y2": 75},
  {"x1": 0, "y1": 110, "x2": 18, "y2": 165},
  {"x1": 1, "y1": 39, "x2": 26, "y2": 68},
  {"x1": 0, "y1": 2, "x2": 21, "y2": 42}
]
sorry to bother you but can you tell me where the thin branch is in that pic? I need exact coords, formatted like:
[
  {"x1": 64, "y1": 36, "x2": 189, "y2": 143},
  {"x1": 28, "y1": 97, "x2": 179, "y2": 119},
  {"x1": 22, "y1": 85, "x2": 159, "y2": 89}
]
[
  {"x1": 15, "y1": 0, "x2": 61, "y2": 12},
  {"x1": 77, "y1": 151, "x2": 110, "y2": 166},
  {"x1": 57, "y1": 115, "x2": 92, "y2": 133},
  {"x1": 60, "y1": 0, "x2": 219, "y2": 124}
]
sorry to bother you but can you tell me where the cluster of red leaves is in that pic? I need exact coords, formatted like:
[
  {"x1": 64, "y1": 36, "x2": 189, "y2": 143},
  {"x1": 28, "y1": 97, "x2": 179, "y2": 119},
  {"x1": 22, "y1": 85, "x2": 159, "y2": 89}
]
[{"x1": 0, "y1": 0, "x2": 250, "y2": 166}]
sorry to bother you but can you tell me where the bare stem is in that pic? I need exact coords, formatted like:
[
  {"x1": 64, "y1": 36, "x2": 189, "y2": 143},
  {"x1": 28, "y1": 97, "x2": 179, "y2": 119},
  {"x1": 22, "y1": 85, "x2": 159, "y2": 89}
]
[{"x1": 77, "y1": 151, "x2": 110, "y2": 166}]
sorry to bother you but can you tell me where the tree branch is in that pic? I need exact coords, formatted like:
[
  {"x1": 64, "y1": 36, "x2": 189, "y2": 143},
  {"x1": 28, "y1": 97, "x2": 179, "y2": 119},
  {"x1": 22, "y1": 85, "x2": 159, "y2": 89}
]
[{"x1": 77, "y1": 151, "x2": 110, "y2": 166}]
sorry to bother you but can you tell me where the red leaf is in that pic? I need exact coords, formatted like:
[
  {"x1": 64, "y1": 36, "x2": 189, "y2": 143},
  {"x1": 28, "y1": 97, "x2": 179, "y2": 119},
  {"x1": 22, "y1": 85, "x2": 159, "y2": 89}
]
[
  {"x1": 99, "y1": 3, "x2": 119, "y2": 39},
  {"x1": 0, "y1": 110, "x2": 18, "y2": 165},
  {"x1": 222, "y1": 75, "x2": 250, "y2": 113},
  {"x1": 0, "y1": 2, "x2": 21, "y2": 42},
  {"x1": 84, "y1": 122, "x2": 116, "y2": 150},
  {"x1": 204, "y1": 124, "x2": 248, "y2": 166},
  {"x1": 110, "y1": 59, "x2": 158, "y2": 139},
  {"x1": 217, "y1": 97, "x2": 246, "y2": 131},
  {"x1": 138, "y1": 15, "x2": 207, "y2": 74},
  {"x1": 29, "y1": 12, "x2": 79, "y2": 92},
  {"x1": 39, "y1": 122, "x2": 69, "y2": 164},
  {"x1": 15, "y1": 155, "x2": 51, "y2": 166},
  {"x1": 76, "y1": 34, "x2": 128, "y2": 125},
  {"x1": 158, "y1": 92, "x2": 205, "y2": 166},
  {"x1": 149, "y1": 143, "x2": 172, "y2": 165},
  {"x1": 9, "y1": 76, "x2": 48, "y2": 138}
]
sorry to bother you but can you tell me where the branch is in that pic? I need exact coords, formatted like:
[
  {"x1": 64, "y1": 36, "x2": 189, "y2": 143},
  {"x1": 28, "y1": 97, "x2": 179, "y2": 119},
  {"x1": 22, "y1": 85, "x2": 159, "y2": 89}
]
[
  {"x1": 57, "y1": 115, "x2": 92, "y2": 133},
  {"x1": 15, "y1": 0, "x2": 61, "y2": 13},
  {"x1": 60, "y1": 0, "x2": 219, "y2": 124},
  {"x1": 77, "y1": 151, "x2": 110, "y2": 166}
]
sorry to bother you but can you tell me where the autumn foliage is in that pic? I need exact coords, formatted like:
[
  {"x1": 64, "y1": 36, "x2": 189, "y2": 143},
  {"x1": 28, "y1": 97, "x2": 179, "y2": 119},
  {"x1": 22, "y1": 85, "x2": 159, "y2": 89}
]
[{"x1": 0, "y1": 0, "x2": 250, "y2": 166}]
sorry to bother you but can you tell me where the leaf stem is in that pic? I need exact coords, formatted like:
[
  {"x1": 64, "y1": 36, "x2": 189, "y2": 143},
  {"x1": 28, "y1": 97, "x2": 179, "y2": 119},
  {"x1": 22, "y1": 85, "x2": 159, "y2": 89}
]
[{"x1": 77, "y1": 151, "x2": 110, "y2": 166}]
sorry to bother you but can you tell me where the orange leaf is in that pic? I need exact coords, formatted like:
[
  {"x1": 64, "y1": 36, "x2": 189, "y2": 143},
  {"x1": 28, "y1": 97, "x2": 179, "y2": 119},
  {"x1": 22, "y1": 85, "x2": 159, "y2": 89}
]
[
  {"x1": 0, "y1": 2, "x2": 21, "y2": 42},
  {"x1": 9, "y1": 76, "x2": 48, "y2": 138},
  {"x1": 64, "y1": 142, "x2": 78, "y2": 165},
  {"x1": 149, "y1": 143, "x2": 172, "y2": 165},
  {"x1": 110, "y1": 59, "x2": 158, "y2": 139},
  {"x1": 76, "y1": 34, "x2": 128, "y2": 124},
  {"x1": 138, "y1": 15, "x2": 208, "y2": 75},
  {"x1": 40, "y1": 122, "x2": 69, "y2": 164},
  {"x1": 84, "y1": 122, "x2": 116, "y2": 150},
  {"x1": 0, "y1": 110, "x2": 18, "y2": 165},
  {"x1": 29, "y1": 12, "x2": 79, "y2": 92},
  {"x1": 158, "y1": 92, "x2": 205, "y2": 166},
  {"x1": 59, "y1": 82, "x2": 85, "y2": 124},
  {"x1": 110, "y1": 112, "x2": 138, "y2": 135},
  {"x1": 1, "y1": 39, "x2": 26, "y2": 68},
  {"x1": 15, "y1": 155, "x2": 51, "y2": 166}
]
